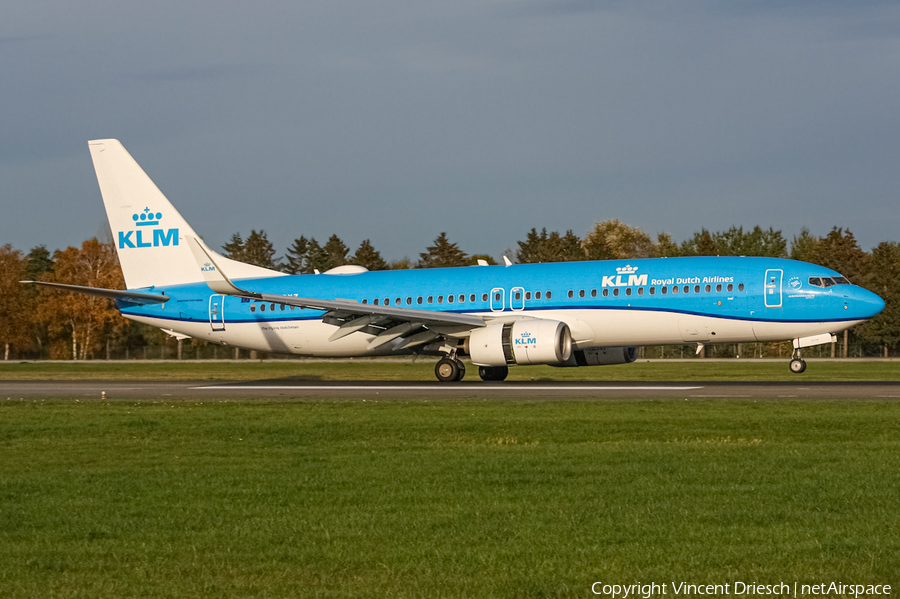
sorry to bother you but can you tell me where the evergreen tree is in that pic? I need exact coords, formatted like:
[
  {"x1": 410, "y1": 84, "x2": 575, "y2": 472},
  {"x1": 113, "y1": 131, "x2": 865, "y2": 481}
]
[
  {"x1": 242, "y1": 230, "x2": 278, "y2": 270},
  {"x1": 653, "y1": 232, "x2": 680, "y2": 257},
  {"x1": 810, "y1": 227, "x2": 870, "y2": 283},
  {"x1": 283, "y1": 236, "x2": 309, "y2": 274},
  {"x1": 351, "y1": 239, "x2": 388, "y2": 271},
  {"x1": 222, "y1": 233, "x2": 245, "y2": 262},
  {"x1": 715, "y1": 226, "x2": 786, "y2": 257},
  {"x1": 322, "y1": 234, "x2": 350, "y2": 271},
  {"x1": 680, "y1": 229, "x2": 719, "y2": 256},
  {"x1": 857, "y1": 242, "x2": 900, "y2": 352},
  {"x1": 467, "y1": 254, "x2": 497, "y2": 266},
  {"x1": 25, "y1": 245, "x2": 54, "y2": 281},
  {"x1": 418, "y1": 232, "x2": 468, "y2": 268},
  {"x1": 790, "y1": 228, "x2": 820, "y2": 262},
  {"x1": 389, "y1": 258, "x2": 413, "y2": 270},
  {"x1": 305, "y1": 238, "x2": 330, "y2": 273},
  {"x1": 516, "y1": 228, "x2": 585, "y2": 263}
]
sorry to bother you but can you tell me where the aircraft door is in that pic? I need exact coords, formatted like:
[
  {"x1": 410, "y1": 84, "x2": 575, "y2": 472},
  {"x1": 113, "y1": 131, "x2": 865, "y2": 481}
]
[
  {"x1": 764, "y1": 269, "x2": 782, "y2": 308},
  {"x1": 209, "y1": 294, "x2": 226, "y2": 331},
  {"x1": 490, "y1": 288, "x2": 505, "y2": 312},
  {"x1": 510, "y1": 287, "x2": 525, "y2": 311}
]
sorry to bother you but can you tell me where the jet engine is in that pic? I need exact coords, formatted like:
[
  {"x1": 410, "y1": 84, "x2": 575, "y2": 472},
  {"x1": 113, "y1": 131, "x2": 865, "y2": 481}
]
[{"x1": 465, "y1": 320, "x2": 572, "y2": 366}]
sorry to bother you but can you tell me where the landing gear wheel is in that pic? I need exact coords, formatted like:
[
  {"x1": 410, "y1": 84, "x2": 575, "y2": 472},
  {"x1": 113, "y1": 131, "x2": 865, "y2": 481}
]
[
  {"x1": 478, "y1": 366, "x2": 509, "y2": 382},
  {"x1": 789, "y1": 359, "x2": 807, "y2": 374},
  {"x1": 435, "y1": 358, "x2": 464, "y2": 382}
]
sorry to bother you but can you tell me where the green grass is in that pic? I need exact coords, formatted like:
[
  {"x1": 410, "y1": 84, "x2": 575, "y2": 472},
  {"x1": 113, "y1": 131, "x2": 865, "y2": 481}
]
[
  {"x1": 1, "y1": 399, "x2": 898, "y2": 598},
  {"x1": 0, "y1": 359, "x2": 899, "y2": 381}
]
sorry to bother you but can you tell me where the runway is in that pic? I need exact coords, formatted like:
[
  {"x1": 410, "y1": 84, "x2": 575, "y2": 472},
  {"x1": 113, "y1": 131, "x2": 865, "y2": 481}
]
[{"x1": 3, "y1": 380, "x2": 900, "y2": 400}]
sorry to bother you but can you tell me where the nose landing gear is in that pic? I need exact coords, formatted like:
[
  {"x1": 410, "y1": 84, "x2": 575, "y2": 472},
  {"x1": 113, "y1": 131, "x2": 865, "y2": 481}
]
[{"x1": 789, "y1": 348, "x2": 807, "y2": 374}]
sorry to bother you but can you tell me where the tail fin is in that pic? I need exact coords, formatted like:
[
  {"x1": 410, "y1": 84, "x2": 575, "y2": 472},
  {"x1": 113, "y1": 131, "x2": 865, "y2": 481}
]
[{"x1": 88, "y1": 139, "x2": 284, "y2": 289}]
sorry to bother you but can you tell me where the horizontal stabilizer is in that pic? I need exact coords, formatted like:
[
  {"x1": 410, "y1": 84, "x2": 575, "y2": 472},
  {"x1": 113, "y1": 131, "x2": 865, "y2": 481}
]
[{"x1": 20, "y1": 281, "x2": 169, "y2": 305}]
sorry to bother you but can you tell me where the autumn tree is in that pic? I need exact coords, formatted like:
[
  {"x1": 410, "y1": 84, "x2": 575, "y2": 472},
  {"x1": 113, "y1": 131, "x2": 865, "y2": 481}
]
[
  {"x1": 583, "y1": 220, "x2": 655, "y2": 260},
  {"x1": 38, "y1": 238, "x2": 123, "y2": 360},
  {"x1": 680, "y1": 228, "x2": 719, "y2": 256},
  {"x1": 0, "y1": 245, "x2": 31, "y2": 360},
  {"x1": 516, "y1": 228, "x2": 585, "y2": 263},
  {"x1": 418, "y1": 232, "x2": 468, "y2": 268},
  {"x1": 715, "y1": 226, "x2": 786, "y2": 257}
]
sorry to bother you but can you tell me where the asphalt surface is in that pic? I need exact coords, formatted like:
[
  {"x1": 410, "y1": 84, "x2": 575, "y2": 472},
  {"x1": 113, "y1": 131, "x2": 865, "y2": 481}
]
[{"x1": 3, "y1": 380, "x2": 900, "y2": 400}]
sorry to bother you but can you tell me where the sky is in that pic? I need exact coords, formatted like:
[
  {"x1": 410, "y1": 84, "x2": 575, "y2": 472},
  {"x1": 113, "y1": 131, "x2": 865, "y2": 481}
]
[{"x1": 2, "y1": 0, "x2": 899, "y2": 263}]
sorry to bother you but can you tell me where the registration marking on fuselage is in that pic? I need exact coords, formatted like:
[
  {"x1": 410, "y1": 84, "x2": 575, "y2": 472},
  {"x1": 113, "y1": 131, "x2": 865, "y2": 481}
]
[{"x1": 193, "y1": 385, "x2": 704, "y2": 391}]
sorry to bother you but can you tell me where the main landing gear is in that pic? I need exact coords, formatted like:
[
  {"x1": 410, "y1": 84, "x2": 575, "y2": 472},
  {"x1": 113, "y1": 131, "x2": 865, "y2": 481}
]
[
  {"x1": 435, "y1": 357, "x2": 466, "y2": 382},
  {"x1": 433, "y1": 354, "x2": 509, "y2": 383},
  {"x1": 789, "y1": 347, "x2": 807, "y2": 374}
]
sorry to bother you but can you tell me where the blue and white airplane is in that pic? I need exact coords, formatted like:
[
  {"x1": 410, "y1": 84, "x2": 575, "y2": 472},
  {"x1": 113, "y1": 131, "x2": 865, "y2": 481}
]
[{"x1": 27, "y1": 140, "x2": 885, "y2": 381}]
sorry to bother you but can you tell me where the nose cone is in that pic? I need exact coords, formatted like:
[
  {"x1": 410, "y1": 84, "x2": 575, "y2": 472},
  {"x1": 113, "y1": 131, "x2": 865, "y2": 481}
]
[{"x1": 855, "y1": 287, "x2": 886, "y2": 318}]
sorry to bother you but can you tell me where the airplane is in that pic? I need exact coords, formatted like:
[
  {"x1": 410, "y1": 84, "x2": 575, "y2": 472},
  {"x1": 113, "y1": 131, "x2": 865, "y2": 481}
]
[{"x1": 24, "y1": 139, "x2": 886, "y2": 381}]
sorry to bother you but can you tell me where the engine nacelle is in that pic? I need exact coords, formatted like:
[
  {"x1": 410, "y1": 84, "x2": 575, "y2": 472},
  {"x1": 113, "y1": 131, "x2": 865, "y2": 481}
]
[
  {"x1": 466, "y1": 320, "x2": 573, "y2": 366},
  {"x1": 556, "y1": 346, "x2": 638, "y2": 367}
]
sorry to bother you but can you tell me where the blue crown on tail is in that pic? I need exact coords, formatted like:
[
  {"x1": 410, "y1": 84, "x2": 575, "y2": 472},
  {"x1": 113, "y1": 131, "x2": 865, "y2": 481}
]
[{"x1": 133, "y1": 207, "x2": 162, "y2": 226}]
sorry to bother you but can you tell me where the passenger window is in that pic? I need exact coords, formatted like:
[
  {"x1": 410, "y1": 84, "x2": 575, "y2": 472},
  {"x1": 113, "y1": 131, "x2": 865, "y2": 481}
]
[
  {"x1": 683, "y1": 286, "x2": 689, "y2": 294},
  {"x1": 602, "y1": 288, "x2": 609, "y2": 297},
  {"x1": 448, "y1": 295, "x2": 454, "y2": 303},
  {"x1": 568, "y1": 290, "x2": 574, "y2": 299},
  {"x1": 280, "y1": 304, "x2": 285, "y2": 311},
  {"x1": 525, "y1": 291, "x2": 532, "y2": 300},
  {"x1": 727, "y1": 283, "x2": 733, "y2": 292},
  {"x1": 290, "y1": 305, "x2": 295, "y2": 310},
  {"x1": 591, "y1": 289, "x2": 597, "y2": 297},
  {"x1": 459, "y1": 294, "x2": 465, "y2": 303},
  {"x1": 625, "y1": 288, "x2": 632, "y2": 296},
  {"x1": 694, "y1": 285, "x2": 700, "y2": 293},
  {"x1": 738, "y1": 283, "x2": 744, "y2": 291},
  {"x1": 650, "y1": 287, "x2": 655, "y2": 295},
  {"x1": 270, "y1": 303, "x2": 276, "y2": 311},
  {"x1": 438, "y1": 295, "x2": 443, "y2": 303},
  {"x1": 638, "y1": 287, "x2": 644, "y2": 296},
  {"x1": 514, "y1": 291, "x2": 521, "y2": 301},
  {"x1": 428, "y1": 296, "x2": 434, "y2": 304},
  {"x1": 470, "y1": 294, "x2": 476, "y2": 302},
  {"x1": 374, "y1": 298, "x2": 380, "y2": 305},
  {"x1": 417, "y1": 297, "x2": 423, "y2": 305},
  {"x1": 705, "y1": 285, "x2": 711, "y2": 292},
  {"x1": 535, "y1": 291, "x2": 542, "y2": 300},
  {"x1": 546, "y1": 291, "x2": 552, "y2": 299},
  {"x1": 716, "y1": 284, "x2": 722, "y2": 292},
  {"x1": 482, "y1": 293, "x2": 488, "y2": 302},
  {"x1": 395, "y1": 298, "x2": 401, "y2": 305},
  {"x1": 662, "y1": 286, "x2": 668, "y2": 295},
  {"x1": 406, "y1": 297, "x2": 412, "y2": 305},
  {"x1": 251, "y1": 304, "x2": 256, "y2": 312},
  {"x1": 362, "y1": 299, "x2": 368, "y2": 305},
  {"x1": 613, "y1": 288, "x2": 620, "y2": 297},
  {"x1": 260, "y1": 304, "x2": 266, "y2": 311},
  {"x1": 495, "y1": 292, "x2": 501, "y2": 301},
  {"x1": 672, "y1": 286, "x2": 679, "y2": 294},
  {"x1": 578, "y1": 290, "x2": 585, "y2": 298},
  {"x1": 384, "y1": 298, "x2": 389, "y2": 305}
]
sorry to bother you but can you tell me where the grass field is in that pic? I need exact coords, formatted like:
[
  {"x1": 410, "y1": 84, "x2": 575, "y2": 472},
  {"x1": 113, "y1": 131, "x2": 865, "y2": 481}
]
[
  {"x1": 1, "y1": 398, "x2": 898, "y2": 598},
  {"x1": 1, "y1": 358, "x2": 899, "y2": 381}
]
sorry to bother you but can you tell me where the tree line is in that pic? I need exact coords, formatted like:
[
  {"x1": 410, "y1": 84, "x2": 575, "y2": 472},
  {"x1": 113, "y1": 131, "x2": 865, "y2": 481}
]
[{"x1": 2, "y1": 220, "x2": 898, "y2": 360}]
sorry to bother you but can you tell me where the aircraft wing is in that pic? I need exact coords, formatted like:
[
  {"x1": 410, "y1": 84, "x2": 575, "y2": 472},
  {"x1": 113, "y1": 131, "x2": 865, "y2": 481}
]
[{"x1": 187, "y1": 237, "x2": 487, "y2": 349}]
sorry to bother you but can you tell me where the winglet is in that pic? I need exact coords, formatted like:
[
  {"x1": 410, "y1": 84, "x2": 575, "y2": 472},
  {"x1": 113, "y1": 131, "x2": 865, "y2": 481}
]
[{"x1": 186, "y1": 237, "x2": 261, "y2": 298}]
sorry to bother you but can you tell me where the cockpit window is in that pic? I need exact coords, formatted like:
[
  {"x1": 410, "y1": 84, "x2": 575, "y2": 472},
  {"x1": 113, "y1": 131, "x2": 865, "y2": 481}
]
[{"x1": 809, "y1": 276, "x2": 850, "y2": 288}]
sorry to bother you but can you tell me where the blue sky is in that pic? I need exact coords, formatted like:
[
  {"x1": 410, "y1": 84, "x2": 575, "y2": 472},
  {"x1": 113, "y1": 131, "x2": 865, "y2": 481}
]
[{"x1": 2, "y1": 1, "x2": 899, "y2": 261}]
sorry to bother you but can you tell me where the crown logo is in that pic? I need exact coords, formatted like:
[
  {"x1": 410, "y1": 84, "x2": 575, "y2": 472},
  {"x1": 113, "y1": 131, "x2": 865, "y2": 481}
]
[
  {"x1": 132, "y1": 207, "x2": 162, "y2": 227},
  {"x1": 616, "y1": 265, "x2": 638, "y2": 274}
]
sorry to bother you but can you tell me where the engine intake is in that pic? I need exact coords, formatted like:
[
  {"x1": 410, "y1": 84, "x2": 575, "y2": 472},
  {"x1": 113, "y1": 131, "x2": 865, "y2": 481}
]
[{"x1": 466, "y1": 320, "x2": 572, "y2": 366}]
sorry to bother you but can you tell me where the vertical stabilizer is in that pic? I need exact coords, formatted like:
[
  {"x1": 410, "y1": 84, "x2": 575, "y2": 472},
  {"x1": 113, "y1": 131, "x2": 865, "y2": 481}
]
[{"x1": 88, "y1": 139, "x2": 284, "y2": 289}]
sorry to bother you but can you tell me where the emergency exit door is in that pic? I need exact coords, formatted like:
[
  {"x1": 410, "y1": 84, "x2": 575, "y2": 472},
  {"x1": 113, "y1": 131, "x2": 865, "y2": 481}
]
[
  {"x1": 209, "y1": 294, "x2": 226, "y2": 331},
  {"x1": 764, "y1": 269, "x2": 782, "y2": 308}
]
